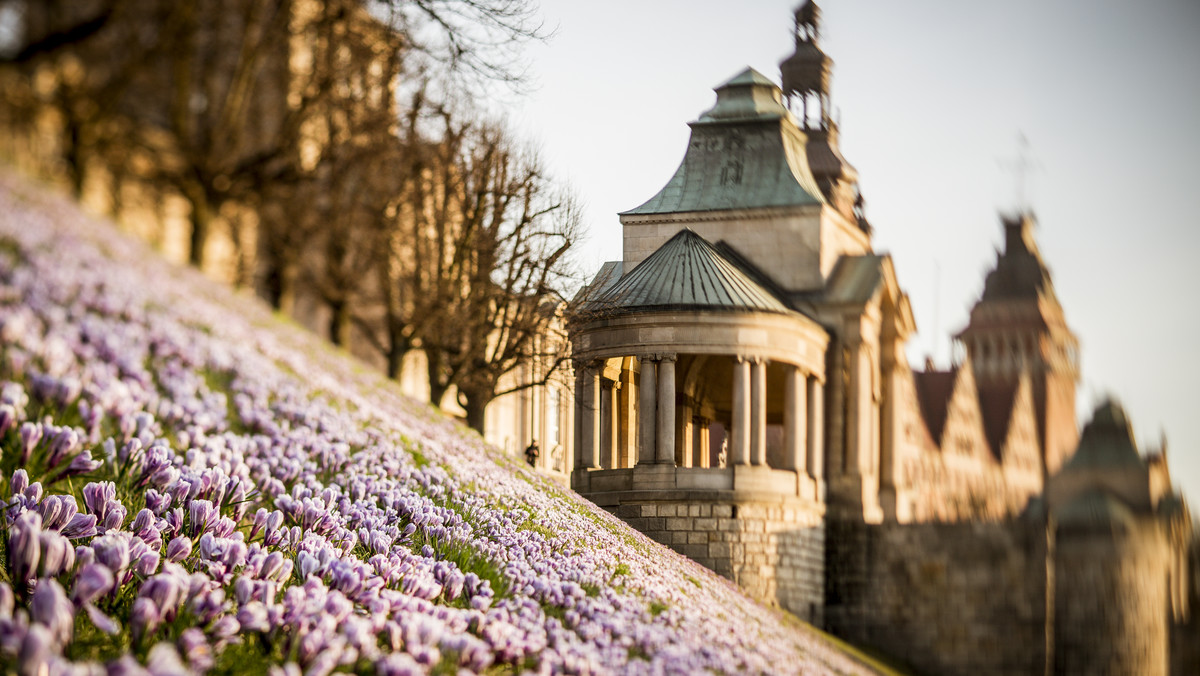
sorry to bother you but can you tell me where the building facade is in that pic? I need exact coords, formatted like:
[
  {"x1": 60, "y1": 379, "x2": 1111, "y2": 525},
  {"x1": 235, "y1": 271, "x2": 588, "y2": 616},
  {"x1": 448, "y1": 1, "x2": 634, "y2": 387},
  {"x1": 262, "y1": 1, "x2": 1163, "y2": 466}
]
[{"x1": 568, "y1": 3, "x2": 1194, "y2": 673}]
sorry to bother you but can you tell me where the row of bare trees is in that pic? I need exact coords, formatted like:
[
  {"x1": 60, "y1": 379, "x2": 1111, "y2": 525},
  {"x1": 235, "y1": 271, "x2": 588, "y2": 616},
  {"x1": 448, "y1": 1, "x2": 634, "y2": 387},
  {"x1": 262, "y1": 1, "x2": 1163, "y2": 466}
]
[{"x1": 0, "y1": 0, "x2": 578, "y2": 433}]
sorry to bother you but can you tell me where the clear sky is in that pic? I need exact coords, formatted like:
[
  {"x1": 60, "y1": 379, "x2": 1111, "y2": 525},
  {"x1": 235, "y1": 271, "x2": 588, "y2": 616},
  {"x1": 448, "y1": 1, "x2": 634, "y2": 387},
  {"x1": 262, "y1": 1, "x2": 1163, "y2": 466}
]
[{"x1": 508, "y1": 0, "x2": 1200, "y2": 504}]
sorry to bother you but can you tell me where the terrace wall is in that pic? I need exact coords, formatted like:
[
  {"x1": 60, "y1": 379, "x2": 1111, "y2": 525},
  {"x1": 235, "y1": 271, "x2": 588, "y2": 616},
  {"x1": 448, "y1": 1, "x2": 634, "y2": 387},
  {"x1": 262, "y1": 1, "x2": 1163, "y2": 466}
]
[
  {"x1": 591, "y1": 491, "x2": 826, "y2": 624},
  {"x1": 824, "y1": 519, "x2": 1050, "y2": 676}
]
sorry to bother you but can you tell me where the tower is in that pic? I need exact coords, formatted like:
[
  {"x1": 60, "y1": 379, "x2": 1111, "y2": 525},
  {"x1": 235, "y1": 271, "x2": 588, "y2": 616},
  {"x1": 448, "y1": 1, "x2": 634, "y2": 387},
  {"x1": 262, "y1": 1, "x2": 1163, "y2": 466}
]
[
  {"x1": 956, "y1": 213, "x2": 1080, "y2": 474},
  {"x1": 779, "y1": 1, "x2": 869, "y2": 232}
]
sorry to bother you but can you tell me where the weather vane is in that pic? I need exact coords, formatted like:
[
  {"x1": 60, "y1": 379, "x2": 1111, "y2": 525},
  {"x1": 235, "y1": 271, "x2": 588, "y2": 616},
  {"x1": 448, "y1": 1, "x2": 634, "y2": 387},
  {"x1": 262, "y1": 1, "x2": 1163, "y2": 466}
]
[{"x1": 999, "y1": 132, "x2": 1041, "y2": 215}]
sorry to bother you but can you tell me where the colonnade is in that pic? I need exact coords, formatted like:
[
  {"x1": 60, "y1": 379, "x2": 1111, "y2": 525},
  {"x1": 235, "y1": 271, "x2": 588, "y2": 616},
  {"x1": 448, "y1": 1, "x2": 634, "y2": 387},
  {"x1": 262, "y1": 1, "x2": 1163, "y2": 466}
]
[{"x1": 574, "y1": 353, "x2": 825, "y2": 486}]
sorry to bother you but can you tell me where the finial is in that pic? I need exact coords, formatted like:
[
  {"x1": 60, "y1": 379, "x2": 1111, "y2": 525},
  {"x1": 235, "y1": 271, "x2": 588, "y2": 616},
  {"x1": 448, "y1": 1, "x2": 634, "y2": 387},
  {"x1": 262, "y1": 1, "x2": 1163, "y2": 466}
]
[{"x1": 998, "y1": 132, "x2": 1041, "y2": 216}]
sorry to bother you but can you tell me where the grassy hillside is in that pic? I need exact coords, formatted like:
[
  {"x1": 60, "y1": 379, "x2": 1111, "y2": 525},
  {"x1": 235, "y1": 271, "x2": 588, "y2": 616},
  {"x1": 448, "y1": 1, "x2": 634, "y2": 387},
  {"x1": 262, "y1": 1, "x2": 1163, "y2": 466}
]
[{"x1": 0, "y1": 169, "x2": 885, "y2": 675}]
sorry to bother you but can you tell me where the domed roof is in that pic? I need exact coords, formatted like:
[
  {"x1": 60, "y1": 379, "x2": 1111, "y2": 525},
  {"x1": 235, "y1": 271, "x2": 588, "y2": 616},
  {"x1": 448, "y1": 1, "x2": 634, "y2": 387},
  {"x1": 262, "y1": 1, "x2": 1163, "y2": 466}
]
[{"x1": 585, "y1": 229, "x2": 794, "y2": 316}]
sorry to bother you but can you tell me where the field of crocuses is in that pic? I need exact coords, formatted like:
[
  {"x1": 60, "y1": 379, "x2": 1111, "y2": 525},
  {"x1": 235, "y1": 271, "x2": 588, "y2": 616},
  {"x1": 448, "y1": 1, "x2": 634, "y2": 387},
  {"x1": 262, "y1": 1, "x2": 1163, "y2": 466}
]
[{"x1": 0, "y1": 169, "x2": 882, "y2": 675}]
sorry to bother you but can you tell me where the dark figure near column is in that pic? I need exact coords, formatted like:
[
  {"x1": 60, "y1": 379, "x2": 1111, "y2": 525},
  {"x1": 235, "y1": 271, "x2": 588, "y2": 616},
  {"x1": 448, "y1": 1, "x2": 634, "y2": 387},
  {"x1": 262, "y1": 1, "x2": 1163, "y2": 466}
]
[{"x1": 524, "y1": 441, "x2": 540, "y2": 467}]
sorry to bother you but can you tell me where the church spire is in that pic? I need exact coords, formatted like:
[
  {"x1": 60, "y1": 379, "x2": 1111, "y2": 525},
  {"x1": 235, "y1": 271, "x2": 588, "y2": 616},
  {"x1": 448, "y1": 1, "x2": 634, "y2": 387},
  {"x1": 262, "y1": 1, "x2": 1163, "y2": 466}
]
[{"x1": 956, "y1": 213, "x2": 1080, "y2": 473}]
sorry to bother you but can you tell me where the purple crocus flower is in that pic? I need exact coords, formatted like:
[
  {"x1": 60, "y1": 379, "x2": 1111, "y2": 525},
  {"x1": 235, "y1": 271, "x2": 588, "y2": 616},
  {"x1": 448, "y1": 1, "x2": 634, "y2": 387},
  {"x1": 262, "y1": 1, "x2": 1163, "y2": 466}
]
[
  {"x1": 139, "y1": 576, "x2": 183, "y2": 623},
  {"x1": 17, "y1": 624, "x2": 52, "y2": 676},
  {"x1": 81, "y1": 481, "x2": 116, "y2": 521},
  {"x1": 8, "y1": 510, "x2": 41, "y2": 583},
  {"x1": 18, "y1": 421, "x2": 41, "y2": 464},
  {"x1": 60, "y1": 512, "x2": 98, "y2": 539},
  {"x1": 130, "y1": 597, "x2": 160, "y2": 642},
  {"x1": 178, "y1": 627, "x2": 214, "y2": 672},
  {"x1": 188, "y1": 500, "x2": 215, "y2": 538},
  {"x1": 145, "y1": 642, "x2": 188, "y2": 674},
  {"x1": 72, "y1": 563, "x2": 115, "y2": 605},
  {"x1": 102, "y1": 503, "x2": 127, "y2": 532},
  {"x1": 84, "y1": 603, "x2": 121, "y2": 635},
  {"x1": 91, "y1": 534, "x2": 131, "y2": 579},
  {"x1": 29, "y1": 578, "x2": 72, "y2": 646},
  {"x1": 44, "y1": 427, "x2": 79, "y2": 470},
  {"x1": 35, "y1": 494, "x2": 77, "y2": 531},
  {"x1": 236, "y1": 602, "x2": 269, "y2": 632},
  {"x1": 0, "y1": 404, "x2": 15, "y2": 438},
  {"x1": 37, "y1": 530, "x2": 74, "y2": 577},
  {"x1": 145, "y1": 489, "x2": 171, "y2": 515},
  {"x1": 134, "y1": 550, "x2": 160, "y2": 577},
  {"x1": 165, "y1": 536, "x2": 192, "y2": 563},
  {"x1": 53, "y1": 449, "x2": 102, "y2": 481},
  {"x1": 10, "y1": 469, "x2": 29, "y2": 498}
]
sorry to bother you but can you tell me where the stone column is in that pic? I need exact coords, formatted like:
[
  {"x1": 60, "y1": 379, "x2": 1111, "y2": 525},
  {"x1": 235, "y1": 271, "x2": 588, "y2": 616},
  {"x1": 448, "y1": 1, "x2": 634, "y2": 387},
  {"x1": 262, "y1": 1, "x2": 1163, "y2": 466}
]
[
  {"x1": 656, "y1": 354, "x2": 676, "y2": 465},
  {"x1": 607, "y1": 381, "x2": 621, "y2": 469},
  {"x1": 808, "y1": 375, "x2": 824, "y2": 486},
  {"x1": 637, "y1": 355, "x2": 657, "y2": 466},
  {"x1": 698, "y1": 418, "x2": 712, "y2": 468},
  {"x1": 619, "y1": 367, "x2": 637, "y2": 468},
  {"x1": 783, "y1": 365, "x2": 807, "y2": 473},
  {"x1": 584, "y1": 362, "x2": 601, "y2": 469},
  {"x1": 731, "y1": 357, "x2": 751, "y2": 466},
  {"x1": 677, "y1": 399, "x2": 693, "y2": 468},
  {"x1": 846, "y1": 343, "x2": 866, "y2": 476},
  {"x1": 573, "y1": 361, "x2": 585, "y2": 470},
  {"x1": 750, "y1": 358, "x2": 767, "y2": 466}
]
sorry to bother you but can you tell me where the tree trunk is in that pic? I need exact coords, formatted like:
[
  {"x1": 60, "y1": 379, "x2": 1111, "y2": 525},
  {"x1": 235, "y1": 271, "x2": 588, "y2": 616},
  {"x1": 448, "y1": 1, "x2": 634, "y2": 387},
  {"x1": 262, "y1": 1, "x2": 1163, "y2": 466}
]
[
  {"x1": 463, "y1": 390, "x2": 489, "y2": 434},
  {"x1": 185, "y1": 182, "x2": 212, "y2": 268},
  {"x1": 328, "y1": 298, "x2": 349, "y2": 346},
  {"x1": 65, "y1": 119, "x2": 85, "y2": 200},
  {"x1": 386, "y1": 327, "x2": 409, "y2": 380},
  {"x1": 427, "y1": 353, "x2": 449, "y2": 408}
]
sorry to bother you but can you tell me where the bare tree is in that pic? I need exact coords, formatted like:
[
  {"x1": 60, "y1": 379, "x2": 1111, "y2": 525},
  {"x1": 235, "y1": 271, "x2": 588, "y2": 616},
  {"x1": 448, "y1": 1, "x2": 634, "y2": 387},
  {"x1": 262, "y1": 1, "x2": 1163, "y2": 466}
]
[{"x1": 418, "y1": 117, "x2": 578, "y2": 432}]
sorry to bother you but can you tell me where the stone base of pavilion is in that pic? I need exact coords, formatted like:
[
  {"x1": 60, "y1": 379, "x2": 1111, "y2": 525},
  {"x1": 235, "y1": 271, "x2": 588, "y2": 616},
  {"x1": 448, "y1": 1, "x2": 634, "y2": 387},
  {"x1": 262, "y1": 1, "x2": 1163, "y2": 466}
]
[{"x1": 576, "y1": 464, "x2": 827, "y2": 624}]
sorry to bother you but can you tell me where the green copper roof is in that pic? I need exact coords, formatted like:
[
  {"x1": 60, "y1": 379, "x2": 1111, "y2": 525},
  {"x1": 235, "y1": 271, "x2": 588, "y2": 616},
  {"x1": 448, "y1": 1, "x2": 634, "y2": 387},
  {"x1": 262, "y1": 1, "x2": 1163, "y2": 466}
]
[
  {"x1": 1062, "y1": 399, "x2": 1145, "y2": 472},
  {"x1": 622, "y1": 68, "x2": 824, "y2": 216},
  {"x1": 587, "y1": 229, "x2": 794, "y2": 315}
]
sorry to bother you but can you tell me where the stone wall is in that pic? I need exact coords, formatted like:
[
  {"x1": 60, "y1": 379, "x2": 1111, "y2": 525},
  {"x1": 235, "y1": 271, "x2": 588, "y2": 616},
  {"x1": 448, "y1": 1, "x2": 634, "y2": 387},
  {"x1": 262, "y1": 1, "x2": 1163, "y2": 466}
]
[
  {"x1": 604, "y1": 494, "x2": 825, "y2": 623},
  {"x1": 825, "y1": 519, "x2": 1050, "y2": 676},
  {"x1": 1055, "y1": 526, "x2": 1171, "y2": 676}
]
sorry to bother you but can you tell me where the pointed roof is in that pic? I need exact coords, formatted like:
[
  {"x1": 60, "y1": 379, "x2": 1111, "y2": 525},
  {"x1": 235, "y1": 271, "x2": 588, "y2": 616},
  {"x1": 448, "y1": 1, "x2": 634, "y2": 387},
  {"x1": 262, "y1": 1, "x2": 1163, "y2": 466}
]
[
  {"x1": 1061, "y1": 399, "x2": 1144, "y2": 472},
  {"x1": 977, "y1": 380, "x2": 1021, "y2": 459},
  {"x1": 586, "y1": 229, "x2": 794, "y2": 315},
  {"x1": 622, "y1": 69, "x2": 824, "y2": 216},
  {"x1": 913, "y1": 367, "x2": 958, "y2": 443},
  {"x1": 979, "y1": 214, "x2": 1059, "y2": 303}
]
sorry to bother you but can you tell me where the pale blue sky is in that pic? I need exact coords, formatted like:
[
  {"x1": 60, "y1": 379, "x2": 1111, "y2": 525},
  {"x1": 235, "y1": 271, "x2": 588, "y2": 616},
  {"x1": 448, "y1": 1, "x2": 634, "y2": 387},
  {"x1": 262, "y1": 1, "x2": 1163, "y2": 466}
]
[{"x1": 509, "y1": 0, "x2": 1200, "y2": 503}]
